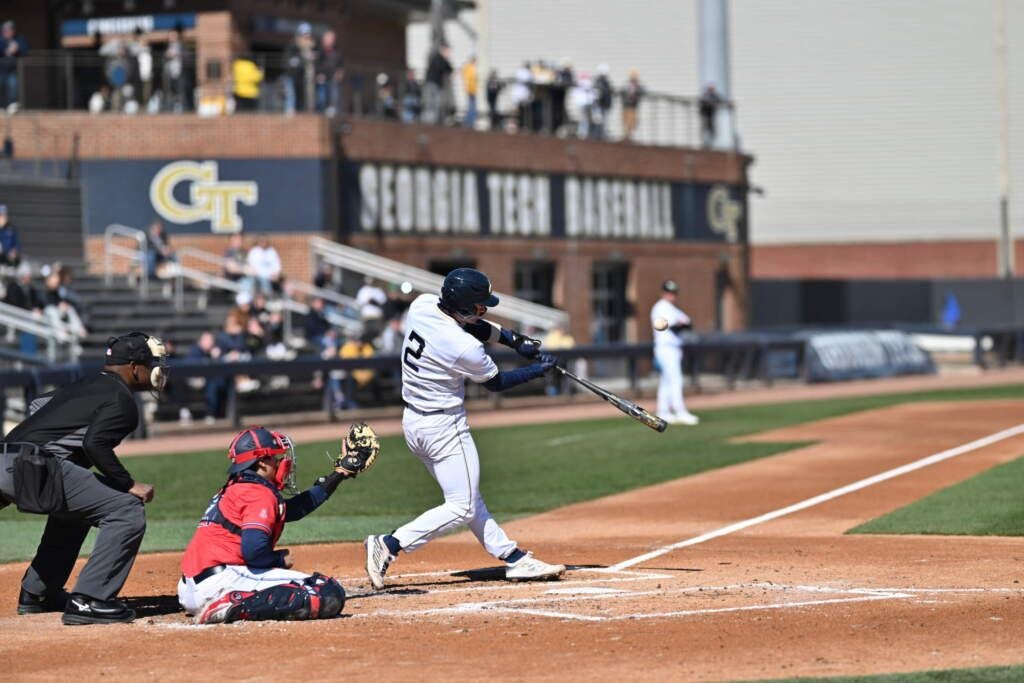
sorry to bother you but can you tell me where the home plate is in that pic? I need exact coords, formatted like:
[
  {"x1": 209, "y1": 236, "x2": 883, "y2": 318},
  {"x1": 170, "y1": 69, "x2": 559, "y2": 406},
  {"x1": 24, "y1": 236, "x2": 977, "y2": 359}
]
[{"x1": 544, "y1": 587, "x2": 633, "y2": 596}]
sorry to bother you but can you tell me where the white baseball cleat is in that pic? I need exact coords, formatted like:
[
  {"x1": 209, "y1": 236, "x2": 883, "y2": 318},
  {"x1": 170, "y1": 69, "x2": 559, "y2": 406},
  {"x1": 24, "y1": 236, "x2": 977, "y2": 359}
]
[
  {"x1": 196, "y1": 593, "x2": 237, "y2": 624},
  {"x1": 364, "y1": 535, "x2": 396, "y2": 590},
  {"x1": 505, "y1": 552, "x2": 566, "y2": 582},
  {"x1": 673, "y1": 412, "x2": 700, "y2": 426}
]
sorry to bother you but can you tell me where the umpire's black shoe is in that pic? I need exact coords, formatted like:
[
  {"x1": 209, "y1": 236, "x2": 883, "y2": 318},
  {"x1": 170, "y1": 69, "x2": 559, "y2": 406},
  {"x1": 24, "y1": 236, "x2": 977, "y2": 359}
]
[
  {"x1": 17, "y1": 588, "x2": 69, "y2": 615},
  {"x1": 61, "y1": 594, "x2": 135, "y2": 625}
]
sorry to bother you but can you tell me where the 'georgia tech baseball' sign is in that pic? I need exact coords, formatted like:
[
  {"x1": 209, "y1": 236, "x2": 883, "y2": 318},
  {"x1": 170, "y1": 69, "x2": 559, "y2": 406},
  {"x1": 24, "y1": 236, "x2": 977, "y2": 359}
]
[{"x1": 343, "y1": 162, "x2": 745, "y2": 243}]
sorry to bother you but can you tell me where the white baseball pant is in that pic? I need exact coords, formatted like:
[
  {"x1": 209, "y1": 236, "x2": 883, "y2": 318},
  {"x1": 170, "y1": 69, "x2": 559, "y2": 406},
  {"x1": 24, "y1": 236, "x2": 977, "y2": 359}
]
[
  {"x1": 177, "y1": 565, "x2": 311, "y2": 616},
  {"x1": 391, "y1": 407, "x2": 517, "y2": 559},
  {"x1": 655, "y1": 345, "x2": 689, "y2": 417}
]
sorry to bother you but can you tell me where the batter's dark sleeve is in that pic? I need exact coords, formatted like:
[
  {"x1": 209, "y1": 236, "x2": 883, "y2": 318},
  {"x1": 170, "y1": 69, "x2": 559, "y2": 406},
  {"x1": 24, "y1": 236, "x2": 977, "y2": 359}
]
[
  {"x1": 482, "y1": 363, "x2": 546, "y2": 392},
  {"x1": 80, "y1": 394, "x2": 139, "y2": 491}
]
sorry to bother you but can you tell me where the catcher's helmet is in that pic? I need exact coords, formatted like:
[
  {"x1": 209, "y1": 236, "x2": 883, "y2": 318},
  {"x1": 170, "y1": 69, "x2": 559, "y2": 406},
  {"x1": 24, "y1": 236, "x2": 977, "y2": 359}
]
[
  {"x1": 227, "y1": 426, "x2": 290, "y2": 474},
  {"x1": 439, "y1": 268, "x2": 499, "y2": 318}
]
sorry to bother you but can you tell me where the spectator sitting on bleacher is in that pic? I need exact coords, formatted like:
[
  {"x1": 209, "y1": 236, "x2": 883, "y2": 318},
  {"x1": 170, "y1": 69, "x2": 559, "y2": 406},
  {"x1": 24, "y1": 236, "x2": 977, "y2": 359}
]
[
  {"x1": 146, "y1": 219, "x2": 177, "y2": 278},
  {"x1": 222, "y1": 233, "x2": 249, "y2": 286},
  {"x1": 55, "y1": 263, "x2": 87, "y2": 323},
  {"x1": 186, "y1": 331, "x2": 226, "y2": 424},
  {"x1": 0, "y1": 204, "x2": 21, "y2": 266},
  {"x1": 231, "y1": 290, "x2": 253, "y2": 328},
  {"x1": 331, "y1": 329, "x2": 377, "y2": 410},
  {"x1": 3, "y1": 262, "x2": 44, "y2": 356},
  {"x1": 43, "y1": 270, "x2": 87, "y2": 338},
  {"x1": 356, "y1": 276, "x2": 386, "y2": 335},
  {"x1": 304, "y1": 296, "x2": 331, "y2": 352},
  {"x1": 243, "y1": 316, "x2": 266, "y2": 357},
  {"x1": 378, "y1": 316, "x2": 404, "y2": 355},
  {"x1": 246, "y1": 237, "x2": 282, "y2": 295}
]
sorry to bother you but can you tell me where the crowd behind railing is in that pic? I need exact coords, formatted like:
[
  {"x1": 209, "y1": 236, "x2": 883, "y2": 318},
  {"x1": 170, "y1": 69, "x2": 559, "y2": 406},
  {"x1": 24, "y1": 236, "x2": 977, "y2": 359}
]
[{"x1": 0, "y1": 18, "x2": 732, "y2": 147}]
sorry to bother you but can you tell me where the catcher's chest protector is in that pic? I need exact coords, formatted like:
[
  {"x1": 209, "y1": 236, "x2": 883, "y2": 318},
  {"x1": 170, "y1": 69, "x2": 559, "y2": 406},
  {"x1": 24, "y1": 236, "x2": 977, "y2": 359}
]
[{"x1": 200, "y1": 472, "x2": 285, "y2": 537}]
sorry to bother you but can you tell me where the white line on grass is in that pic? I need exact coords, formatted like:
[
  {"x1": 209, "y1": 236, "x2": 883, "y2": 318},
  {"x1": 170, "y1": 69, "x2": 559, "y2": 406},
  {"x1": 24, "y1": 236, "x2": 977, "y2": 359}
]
[{"x1": 608, "y1": 423, "x2": 1024, "y2": 572}]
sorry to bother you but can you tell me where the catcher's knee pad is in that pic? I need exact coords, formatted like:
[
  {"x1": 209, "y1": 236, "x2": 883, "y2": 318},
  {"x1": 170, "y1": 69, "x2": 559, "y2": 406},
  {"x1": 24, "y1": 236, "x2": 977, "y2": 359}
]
[{"x1": 305, "y1": 572, "x2": 345, "y2": 619}]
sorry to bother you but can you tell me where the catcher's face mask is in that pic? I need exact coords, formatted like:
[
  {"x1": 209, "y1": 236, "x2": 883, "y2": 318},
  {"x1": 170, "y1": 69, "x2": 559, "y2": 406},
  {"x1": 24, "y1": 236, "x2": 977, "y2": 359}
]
[{"x1": 228, "y1": 427, "x2": 297, "y2": 494}]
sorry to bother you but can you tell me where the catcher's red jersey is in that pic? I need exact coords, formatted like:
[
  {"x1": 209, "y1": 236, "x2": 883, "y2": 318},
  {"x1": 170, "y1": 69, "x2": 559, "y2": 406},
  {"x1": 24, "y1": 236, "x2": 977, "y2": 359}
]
[{"x1": 181, "y1": 480, "x2": 286, "y2": 577}]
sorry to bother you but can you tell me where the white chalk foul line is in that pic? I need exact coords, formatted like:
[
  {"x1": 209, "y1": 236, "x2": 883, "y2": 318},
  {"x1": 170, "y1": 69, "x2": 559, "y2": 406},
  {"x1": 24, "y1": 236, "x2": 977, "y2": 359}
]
[{"x1": 609, "y1": 422, "x2": 1024, "y2": 572}]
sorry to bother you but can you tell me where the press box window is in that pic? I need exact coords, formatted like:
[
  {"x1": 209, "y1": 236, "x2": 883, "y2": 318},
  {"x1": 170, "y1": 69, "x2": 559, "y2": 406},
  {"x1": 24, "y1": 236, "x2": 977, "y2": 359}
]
[{"x1": 514, "y1": 261, "x2": 555, "y2": 308}]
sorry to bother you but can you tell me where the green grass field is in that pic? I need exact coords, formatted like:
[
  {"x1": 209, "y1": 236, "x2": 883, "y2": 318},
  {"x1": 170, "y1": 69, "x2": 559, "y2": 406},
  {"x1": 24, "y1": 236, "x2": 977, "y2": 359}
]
[
  {"x1": 759, "y1": 663, "x2": 1024, "y2": 682},
  {"x1": 1, "y1": 383, "x2": 1023, "y2": 563},
  {"x1": 850, "y1": 453, "x2": 1024, "y2": 536}
]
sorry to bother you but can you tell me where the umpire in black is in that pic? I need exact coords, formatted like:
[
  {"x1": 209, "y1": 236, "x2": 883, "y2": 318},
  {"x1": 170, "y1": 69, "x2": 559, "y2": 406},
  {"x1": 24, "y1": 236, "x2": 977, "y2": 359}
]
[{"x1": 0, "y1": 332, "x2": 167, "y2": 625}]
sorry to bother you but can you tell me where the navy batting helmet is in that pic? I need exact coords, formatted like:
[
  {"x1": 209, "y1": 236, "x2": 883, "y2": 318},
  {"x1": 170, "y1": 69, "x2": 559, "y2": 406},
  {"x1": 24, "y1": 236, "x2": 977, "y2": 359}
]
[{"x1": 440, "y1": 268, "x2": 499, "y2": 317}]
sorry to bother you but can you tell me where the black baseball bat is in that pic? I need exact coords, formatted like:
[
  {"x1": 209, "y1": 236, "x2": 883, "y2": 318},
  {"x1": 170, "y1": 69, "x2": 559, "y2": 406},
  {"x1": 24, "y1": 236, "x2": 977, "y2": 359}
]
[{"x1": 555, "y1": 365, "x2": 668, "y2": 433}]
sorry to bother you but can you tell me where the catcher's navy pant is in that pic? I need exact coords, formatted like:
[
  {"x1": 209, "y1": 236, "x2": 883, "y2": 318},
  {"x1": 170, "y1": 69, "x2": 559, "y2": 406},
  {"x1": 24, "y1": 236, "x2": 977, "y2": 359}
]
[
  {"x1": 19, "y1": 459, "x2": 146, "y2": 601},
  {"x1": 392, "y1": 407, "x2": 517, "y2": 559}
]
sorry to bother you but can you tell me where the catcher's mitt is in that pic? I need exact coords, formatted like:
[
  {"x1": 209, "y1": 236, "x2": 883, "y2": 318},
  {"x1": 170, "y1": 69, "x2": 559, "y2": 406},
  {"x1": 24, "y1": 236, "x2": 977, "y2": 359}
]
[{"x1": 335, "y1": 422, "x2": 380, "y2": 477}]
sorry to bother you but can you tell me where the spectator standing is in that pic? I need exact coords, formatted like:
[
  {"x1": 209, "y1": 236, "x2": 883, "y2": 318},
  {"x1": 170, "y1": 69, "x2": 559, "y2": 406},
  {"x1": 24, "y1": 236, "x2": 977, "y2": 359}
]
[
  {"x1": 99, "y1": 35, "x2": 135, "y2": 112},
  {"x1": 511, "y1": 63, "x2": 533, "y2": 131},
  {"x1": 132, "y1": 29, "x2": 154, "y2": 109},
  {"x1": 461, "y1": 54, "x2": 478, "y2": 128},
  {"x1": 162, "y1": 29, "x2": 188, "y2": 112},
  {"x1": 485, "y1": 69, "x2": 503, "y2": 130},
  {"x1": 145, "y1": 219, "x2": 176, "y2": 278},
  {"x1": 375, "y1": 73, "x2": 397, "y2": 119},
  {"x1": 400, "y1": 68, "x2": 422, "y2": 123},
  {"x1": 246, "y1": 237, "x2": 282, "y2": 295},
  {"x1": 231, "y1": 57, "x2": 263, "y2": 112},
  {"x1": 699, "y1": 83, "x2": 722, "y2": 148},
  {"x1": 593, "y1": 64, "x2": 613, "y2": 140},
  {"x1": 0, "y1": 21, "x2": 27, "y2": 110},
  {"x1": 315, "y1": 30, "x2": 344, "y2": 116},
  {"x1": 422, "y1": 45, "x2": 453, "y2": 124},
  {"x1": 0, "y1": 204, "x2": 21, "y2": 266},
  {"x1": 571, "y1": 72, "x2": 595, "y2": 139},
  {"x1": 284, "y1": 23, "x2": 316, "y2": 114},
  {"x1": 621, "y1": 69, "x2": 644, "y2": 142},
  {"x1": 551, "y1": 60, "x2": 574, "y2": 134}
]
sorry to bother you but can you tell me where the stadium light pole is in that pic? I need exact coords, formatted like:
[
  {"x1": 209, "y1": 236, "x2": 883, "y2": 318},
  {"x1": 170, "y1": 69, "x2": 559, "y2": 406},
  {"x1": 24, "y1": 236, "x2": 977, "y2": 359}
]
[{"x1": 995, "y1": 0, "x2": 1014, "y2": 278}]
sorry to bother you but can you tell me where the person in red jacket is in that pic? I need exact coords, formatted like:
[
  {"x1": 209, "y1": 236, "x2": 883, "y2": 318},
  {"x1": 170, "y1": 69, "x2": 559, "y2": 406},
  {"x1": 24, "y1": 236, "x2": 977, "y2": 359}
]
[{"x1": 178, "y1": 426, "x2": 351, "y2": 624}]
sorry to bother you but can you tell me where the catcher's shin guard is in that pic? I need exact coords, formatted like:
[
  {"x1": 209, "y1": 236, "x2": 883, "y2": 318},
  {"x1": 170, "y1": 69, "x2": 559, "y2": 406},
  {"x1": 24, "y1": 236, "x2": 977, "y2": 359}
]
[{"x1": 210, "y1": 574, "x2": 346, "y2": 623}]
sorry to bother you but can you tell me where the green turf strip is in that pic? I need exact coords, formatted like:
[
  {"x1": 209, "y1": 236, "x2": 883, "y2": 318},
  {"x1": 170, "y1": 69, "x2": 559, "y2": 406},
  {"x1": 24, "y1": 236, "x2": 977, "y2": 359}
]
[
  {"x1": 752, "y1": 662, "x2": 1024, "y2": 682},
  {"x1": 849, "y1": 454, "x2": 1024, "y2": 536},
  {"x1": 1, "y1": 382, "x2": 1022, "y2": 563}
]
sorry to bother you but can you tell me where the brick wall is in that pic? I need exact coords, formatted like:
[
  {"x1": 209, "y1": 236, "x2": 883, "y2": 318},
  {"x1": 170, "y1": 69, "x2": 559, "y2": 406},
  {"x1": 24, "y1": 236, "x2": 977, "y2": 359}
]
[
  {"x1": 350, "y1": 233, "x2": 743, "y2": 343},
  {"x1": 341, "y1": 119, "x2": 750, "y2": 183},
  {"x1": 752, "y1": 241, "x2": 1024, "y2": 279},
  {"x1": 9, "y1": 113, "x2": 332, "y2": 161}
]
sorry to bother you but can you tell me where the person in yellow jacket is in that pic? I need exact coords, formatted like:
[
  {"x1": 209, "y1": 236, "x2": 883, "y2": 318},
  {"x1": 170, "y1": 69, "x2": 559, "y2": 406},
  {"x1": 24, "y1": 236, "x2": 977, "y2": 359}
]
[
  {"x1": 461, "y1": 54, "x2": 478, "y2": 128},
  {"x1": 232, "y1": 58, "x2": 263, "y2": 112}
]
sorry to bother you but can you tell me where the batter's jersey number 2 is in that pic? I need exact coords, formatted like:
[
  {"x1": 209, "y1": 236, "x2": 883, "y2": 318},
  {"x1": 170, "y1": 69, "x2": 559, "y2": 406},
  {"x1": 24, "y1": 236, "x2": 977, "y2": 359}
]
[{"x1": 404, "y1": 330, "x2": 426, "y2": 371}]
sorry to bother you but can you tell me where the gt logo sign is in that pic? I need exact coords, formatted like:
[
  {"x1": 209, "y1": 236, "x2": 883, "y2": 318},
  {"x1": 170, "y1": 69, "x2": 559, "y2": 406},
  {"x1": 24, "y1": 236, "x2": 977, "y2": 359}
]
[{"x1": 149, "y1": 160, "x2": 258, "y2": 233}]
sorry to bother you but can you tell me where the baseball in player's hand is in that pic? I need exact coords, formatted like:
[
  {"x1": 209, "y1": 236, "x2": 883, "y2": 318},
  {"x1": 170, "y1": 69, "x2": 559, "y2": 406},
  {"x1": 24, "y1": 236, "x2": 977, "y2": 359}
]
[{"x1": 653, "y1": 317, "x2": 669, "y2": 331}]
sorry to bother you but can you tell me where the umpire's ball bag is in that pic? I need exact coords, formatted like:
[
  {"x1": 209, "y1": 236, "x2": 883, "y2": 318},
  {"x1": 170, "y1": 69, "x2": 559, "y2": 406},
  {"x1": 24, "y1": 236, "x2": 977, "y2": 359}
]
[{"x1": 12, "y1": 444, "x2": 64, "y2": 514}]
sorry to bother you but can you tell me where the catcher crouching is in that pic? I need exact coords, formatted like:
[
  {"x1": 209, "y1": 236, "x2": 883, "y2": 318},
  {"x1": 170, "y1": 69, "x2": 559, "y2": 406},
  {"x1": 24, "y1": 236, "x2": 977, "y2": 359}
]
[{"x1": 177, "y1": 423, "x2": 379, "y2": 624}]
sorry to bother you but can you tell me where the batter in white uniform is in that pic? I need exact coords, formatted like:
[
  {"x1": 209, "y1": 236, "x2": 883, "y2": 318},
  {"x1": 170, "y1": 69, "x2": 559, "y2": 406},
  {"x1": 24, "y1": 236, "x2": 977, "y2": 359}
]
[
  {"x1": 365, "y1": 268, "x2": 565, "y2": 588},
  {"x1": 651, "y1": 279, "x2": 699, "y2": 425}
]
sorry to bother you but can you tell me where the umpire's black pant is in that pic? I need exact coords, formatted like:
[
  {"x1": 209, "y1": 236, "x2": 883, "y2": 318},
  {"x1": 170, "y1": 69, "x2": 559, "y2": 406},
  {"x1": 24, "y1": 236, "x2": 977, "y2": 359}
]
[{"x1": 18, "y1": 459, "x2": 146, "y2": 601}]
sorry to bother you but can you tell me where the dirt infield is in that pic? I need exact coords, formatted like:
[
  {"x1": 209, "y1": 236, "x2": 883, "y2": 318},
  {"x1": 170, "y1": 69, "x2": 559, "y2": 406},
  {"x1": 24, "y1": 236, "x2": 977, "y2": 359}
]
[{"x1": 3, "y1": 398, "x2": 1024, "y2": 681}]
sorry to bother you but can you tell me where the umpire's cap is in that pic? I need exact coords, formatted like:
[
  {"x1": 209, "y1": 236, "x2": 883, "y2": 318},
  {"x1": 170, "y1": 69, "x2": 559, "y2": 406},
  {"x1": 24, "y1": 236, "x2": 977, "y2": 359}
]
[
  {"x1": 662, "y1": 279, "x2": 679, "y2": 293},
  {"x1": 440, "y1": 268, "x2": 499, "y2": 316},
  {"x1": 106, "y1": 332, "x2": 159, "y2": 366}
]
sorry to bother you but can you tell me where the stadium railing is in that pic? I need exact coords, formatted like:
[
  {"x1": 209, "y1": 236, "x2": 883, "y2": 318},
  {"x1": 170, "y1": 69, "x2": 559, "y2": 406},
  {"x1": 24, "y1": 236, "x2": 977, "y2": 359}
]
[
  {"x1": 310, "y1": 236, "x2": 570, "y2": 331},
  {"x1": 9, "y1": 50, "x2": 731, "y2": 149},
  {"x1": 0, "y1": 300, "x2": 81, "y2": 364},
  {"x1": 0, "y1": 337, "x2": 807, "y2": 433}
]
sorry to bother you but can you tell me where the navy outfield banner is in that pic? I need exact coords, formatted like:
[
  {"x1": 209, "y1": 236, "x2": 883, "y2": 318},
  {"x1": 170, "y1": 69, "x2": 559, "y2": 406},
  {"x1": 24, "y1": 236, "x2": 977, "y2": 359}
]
[
  {"x1": 80, "y1": 159, "x2": 328, "y2": 234},
  {"x1": 342, "y1": 161, "x2": 746, "y2": 244}
]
